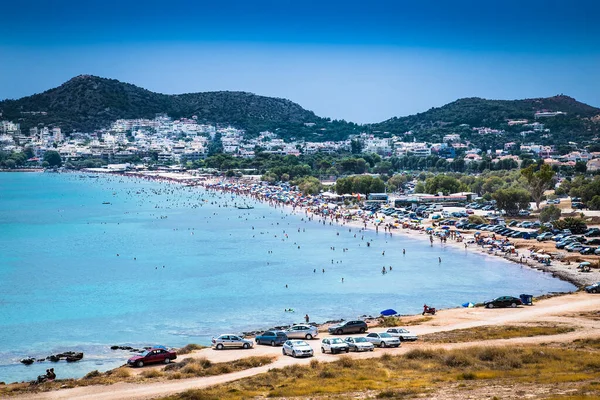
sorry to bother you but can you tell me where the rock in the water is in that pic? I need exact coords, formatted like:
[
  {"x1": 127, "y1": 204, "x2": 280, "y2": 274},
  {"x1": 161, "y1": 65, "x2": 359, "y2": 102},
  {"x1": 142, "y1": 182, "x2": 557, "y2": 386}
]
[{"x1": 20, "y1": 357, "x2": 35, "y2": 365}]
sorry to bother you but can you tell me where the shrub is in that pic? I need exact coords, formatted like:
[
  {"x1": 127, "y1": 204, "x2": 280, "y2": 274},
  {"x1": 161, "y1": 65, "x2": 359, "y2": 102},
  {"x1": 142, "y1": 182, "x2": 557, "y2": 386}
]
[
  {"x1": 309, "y1": 359, "x2": 320, "y2": 369},
  {"x1": 167, "y1": 372, "x2": 183, "y2": 380},
  {"x1": 83, "y1": 370, "x2": 101, "y2": 379},
  {"x1": 177, "y1": 344, "x2": 205, "y2": 355},
  {"x1": 443, "y1": 353, "x2": 472, "y2": 368},
  {"x1": 458, "y1": 371, "x2": 477, "y2": 380},
  {"x1": 337, "y1": 356, "x2": 353, "y2": 368},
  {"x1": 405, "y1": 349, "x2": 439, "y2": 360},
  {"x1": 378, "y1": 316, "x2": 402, "y2": 327},
  {"x1": 318, "y1": 369, "x2": 336, "y2": 379},
  {"x1": 141, "y1": 369, "x2": 163, "y2": 378},
  {"x1": 110, "y1": 368, "x2": 131, "y2": 378},
  {"x1": 477, "y1": 347, "x2": 508, "y2": 362}
]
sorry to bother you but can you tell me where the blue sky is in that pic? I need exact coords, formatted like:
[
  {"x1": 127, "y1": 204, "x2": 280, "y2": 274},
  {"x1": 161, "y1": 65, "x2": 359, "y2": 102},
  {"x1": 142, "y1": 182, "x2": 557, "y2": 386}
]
[{"x1": 0, "y1": 0, "x2": 598, "y2": 123}]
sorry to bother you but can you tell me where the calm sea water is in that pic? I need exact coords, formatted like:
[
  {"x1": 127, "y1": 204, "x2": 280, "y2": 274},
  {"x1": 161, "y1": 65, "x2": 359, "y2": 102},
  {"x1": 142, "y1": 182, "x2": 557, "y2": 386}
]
[{"x1": 0, "y1": 172, "x2": 575, "y2": 382}]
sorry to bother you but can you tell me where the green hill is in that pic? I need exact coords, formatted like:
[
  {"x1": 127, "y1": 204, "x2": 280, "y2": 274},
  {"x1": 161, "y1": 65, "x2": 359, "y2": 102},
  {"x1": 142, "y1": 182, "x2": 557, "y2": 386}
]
[
  {"x1": 372, "y1": 96, "x2": 600, "y2": 148},
  {"x1": 0, "y1": 75, "x2": 341, "y2": 137},
  {"x1": 1, "y1": 76, "x2": 598, "y2": 147}
]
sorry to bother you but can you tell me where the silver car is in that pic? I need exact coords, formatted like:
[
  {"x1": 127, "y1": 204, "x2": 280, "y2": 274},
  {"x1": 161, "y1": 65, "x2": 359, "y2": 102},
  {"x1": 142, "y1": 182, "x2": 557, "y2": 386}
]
[
  {"x1": 321, "y1": 338, "x2": 350, "y2": 354},
  {"x1": 365, "y1": 332, "x2": 401, "y2": 348},
  {"x1": 282, "y1": 340, "x2": 314, "y2": 358},
  {"x1": 344, "y1": 336, "x2": 374, "y2": 352},
  {"x1": 386, "y1": 328, "x2": 418, "y2": 342},
  {"x1": 211, "y1": 334, "x2": 254, "y2": 350},
  {"x1": 284, "y1": 324, "x2": 319, "y2": 340}
]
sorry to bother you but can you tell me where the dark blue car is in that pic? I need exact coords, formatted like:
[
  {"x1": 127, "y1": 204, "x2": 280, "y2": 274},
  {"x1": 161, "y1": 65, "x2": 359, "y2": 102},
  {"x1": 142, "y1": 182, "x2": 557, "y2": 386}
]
[{"x1": 255, "y1": 331, "x2": 288, "y2": 346}]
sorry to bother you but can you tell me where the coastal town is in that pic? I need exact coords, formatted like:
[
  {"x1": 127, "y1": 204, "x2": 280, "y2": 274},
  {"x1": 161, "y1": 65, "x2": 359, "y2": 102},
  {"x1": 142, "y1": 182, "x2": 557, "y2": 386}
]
[{"x1": 1, "y1": 110, "x2": 599, "y2": 171}]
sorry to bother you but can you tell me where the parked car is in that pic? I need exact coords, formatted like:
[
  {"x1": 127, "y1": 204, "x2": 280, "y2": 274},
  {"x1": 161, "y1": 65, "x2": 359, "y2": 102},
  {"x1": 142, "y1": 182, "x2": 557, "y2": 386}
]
[
  {"x1": 587, "y1": 238, "x2": 600, "y2": 245},
  {"x1": 556, "y1": 239, "x2": 575, "y2": 249},
  {"x1": 518, "y1": 210, "x2": 531, "y2": 216},
  {"x1": 328, "y1": 320, "x2": 368, "y2": 335},
  {"x1": 212, "y1": 334, "x2": 254, "y2": 350},
  {"x1": 565, "y1": 242, "x2": 584, "y2": 252},
  {"x1": 321, "y1": 338, "x2": 350, "y2": 354},
  {"x1": 385, "y1": 328, "x2": 418, "y2": 341},
  {"x1": 585, "y1": 229, "x2": 600, "y2": 237},
  {"x1": 484, "y1": 296, "x2": 523, "y2": 308},
  {"x1": 537, "y1": 232, "x2": 554, "y2": 242},
  {"x1": 579, "y1": 246, "x2": 596, "y2": 255},
  {"x1": 127, "y1": 348, "x2": 177, "y2": 367},
  {"x1": 585, "y1": 282, "x2": 600, "y2": 293},
  {"x1": 255, "y1": 331, "x2": 287, "y2": 346},
  {"x1": 284, "y1": 324, "x2": 319, "y2": 340},
  {"x1": 344, "y1": 336, "x2": 375, "y2": 352},
  {"x1": 282, "y1": 340, "x2": 314, "y2": 357},
  {"x1": 365, "y1": 332, "x2": 401, "y2": 348},
  {"x1": 572, "y1": 202, "x2": 587, "y2": 209}
]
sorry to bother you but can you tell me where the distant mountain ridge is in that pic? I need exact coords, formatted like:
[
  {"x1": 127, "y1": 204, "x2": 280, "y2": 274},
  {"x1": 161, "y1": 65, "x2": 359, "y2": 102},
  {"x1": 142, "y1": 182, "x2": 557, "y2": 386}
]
[
  {"x1": 1, "y1": 75, "x2": 599, "y2": 146},
  {"x1": 0, "y1": 75, "x2": 322, "y2": 134}
]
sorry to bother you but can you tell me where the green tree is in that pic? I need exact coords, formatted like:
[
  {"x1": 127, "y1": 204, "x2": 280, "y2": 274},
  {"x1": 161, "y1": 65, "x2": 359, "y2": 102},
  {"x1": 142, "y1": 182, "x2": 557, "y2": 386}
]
[
  {"x1": 350, "y1": 140, "x2": 363, "y2": 154},
  {"x1": 492, "y1": 188, "x2": 531, "y2": 216},
  {"x1": 296, "y1": 176, "x2": 322, "y2": 195},
  {"x1": 588, "y1": 195, "x2": 600, "y2": 210},
  {"x1": 387, "y1": 174, "x2": 408, "y2": 192},
  {"x1": 574, "y1": 161, "x2": 587, "y2": 174},
  {"x1": 553, "y1": 217, "x2": 587, "y2": 234},
  {"x1": 539, "y1": 205, "x2": 562, "y2": 223},
  {"x1": 4, "y1": 159, "x2": 16, "y2": 169},
  {"x1": 43, "y1": 150, "x2": 62, "y2": 167},
  {"x1": 424, "y1": 175, "x2": 462, "y2": 195},
  {"x1": 520, "y1": 163, "x2": 555, "y2": 209}
]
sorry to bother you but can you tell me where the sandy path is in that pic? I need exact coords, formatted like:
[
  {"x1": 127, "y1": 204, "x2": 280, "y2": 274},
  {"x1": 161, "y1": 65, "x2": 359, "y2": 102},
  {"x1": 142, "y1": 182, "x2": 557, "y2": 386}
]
[{"x1": 14, "y1": 292, "x2": 600, "y2": 400}]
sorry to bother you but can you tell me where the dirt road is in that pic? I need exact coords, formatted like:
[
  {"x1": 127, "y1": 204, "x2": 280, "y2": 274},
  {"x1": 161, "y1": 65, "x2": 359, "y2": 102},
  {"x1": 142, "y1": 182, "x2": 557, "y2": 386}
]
[{"x1": 15, "y1": 292, "x2": 600, "y2": 400}]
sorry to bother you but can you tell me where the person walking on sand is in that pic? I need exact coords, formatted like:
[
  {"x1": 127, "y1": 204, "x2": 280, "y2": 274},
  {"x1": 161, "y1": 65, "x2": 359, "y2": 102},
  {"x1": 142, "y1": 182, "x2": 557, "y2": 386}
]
[
  {"x1": 305, "y1": 314, "x2": 310, "y2": 323},
  {"x1": 438, "y1": 257, "x2": 442, "y2": 263}
]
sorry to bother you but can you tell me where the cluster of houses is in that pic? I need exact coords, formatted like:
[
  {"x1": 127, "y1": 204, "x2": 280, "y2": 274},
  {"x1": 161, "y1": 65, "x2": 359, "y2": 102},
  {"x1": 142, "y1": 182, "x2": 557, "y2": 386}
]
[{"x1": 1, "y1": 111, "x2": 599, "y2": 171}]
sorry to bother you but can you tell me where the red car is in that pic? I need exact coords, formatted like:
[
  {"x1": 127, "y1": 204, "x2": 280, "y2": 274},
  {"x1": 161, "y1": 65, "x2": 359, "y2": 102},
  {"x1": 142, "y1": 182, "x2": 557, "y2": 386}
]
[
  {"x1": 127, "y1": 348, "x2": 177, "y2": 367},
  {"x1": 466, "y1": 209, "x2": 474, "y2": 215}
]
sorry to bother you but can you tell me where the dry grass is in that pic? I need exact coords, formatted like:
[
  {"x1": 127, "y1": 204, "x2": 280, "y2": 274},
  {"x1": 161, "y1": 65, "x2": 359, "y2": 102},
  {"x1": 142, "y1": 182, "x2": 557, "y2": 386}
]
[
  {"x1": 159, "y1": 342, "x2": 600, "y2": 400},
  {"x1": 0, "y1": 356, "x2": 273, "y2": 396},
  {"x1": 373, "y1": 316, "x2": 434, "y2": 329},
  {"x1": 421, "y1": 324, "x2": 575, "y2": 343},
  {"x1": 402, "y1": 316, "x2": 433, "y2": 326},
  {"x1": 176, "y1": 344, "x2": 207, "y2": 355}
]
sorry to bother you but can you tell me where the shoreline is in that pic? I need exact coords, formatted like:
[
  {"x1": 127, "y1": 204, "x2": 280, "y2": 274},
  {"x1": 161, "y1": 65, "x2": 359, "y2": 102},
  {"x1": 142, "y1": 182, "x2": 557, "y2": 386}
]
[
  {"x1": 79, "y1": 168, "x2": 595, "y2": 288},
  {"x1": 1, "y1": 170, "x2": 588, "y2": 383}
]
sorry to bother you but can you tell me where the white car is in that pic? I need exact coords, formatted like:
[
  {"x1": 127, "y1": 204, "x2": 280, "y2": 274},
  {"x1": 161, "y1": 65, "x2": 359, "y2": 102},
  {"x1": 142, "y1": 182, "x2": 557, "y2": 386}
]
[
  {"x1": 321, "y1": 338, "x2": 350, "y2": 354},
  {"x1": 344, "y1": 336, "x2": 374, "y2": 352},
  {"x1": 365, "y1": 332, "x2": 401, "y2": 348},
  {"x1": 282, "y1": 340, "x2": 314, "y2": 358},
  {"x1": 386, "y1": 328, "x2": 418, "y2": 342},
  {"x1": 284, "y1": 324, "x2": 319, "y2": 340}
]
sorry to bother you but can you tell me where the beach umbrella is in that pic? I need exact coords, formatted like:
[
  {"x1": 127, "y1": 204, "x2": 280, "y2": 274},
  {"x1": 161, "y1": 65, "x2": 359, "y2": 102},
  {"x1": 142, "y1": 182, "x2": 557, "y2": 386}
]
[
  {"x1": 461, "y1": 302, "x2": 475, "y2": 308},
  {"x1": 579, "y1": 261, "x2": 591, "y2": 266},
  {"x1": 380, "y1": 309, "x2": 397, "y2": 316}
]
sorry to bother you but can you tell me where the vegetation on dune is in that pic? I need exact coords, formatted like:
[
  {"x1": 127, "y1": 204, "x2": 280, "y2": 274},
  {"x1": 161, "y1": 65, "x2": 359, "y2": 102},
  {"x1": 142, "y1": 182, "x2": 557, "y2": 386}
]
[
  {"x1": 421, "y1": 324, "x2": 576, "y2": 343},
  {"x1": 160, "y1": 341, "x2": 600, "y2": 400},
  {"x1": 0, "y1": 356, "x2": 273, "y2": 396},
  {"x1": 176, "y1": 344, "x2": 207, "y2": 355}
]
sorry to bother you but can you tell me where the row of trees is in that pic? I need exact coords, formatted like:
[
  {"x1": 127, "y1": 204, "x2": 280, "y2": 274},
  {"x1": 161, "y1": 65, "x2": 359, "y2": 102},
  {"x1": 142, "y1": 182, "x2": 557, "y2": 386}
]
[{"x1": 0, "y1": 150, "x2": 62, "y2": 168}]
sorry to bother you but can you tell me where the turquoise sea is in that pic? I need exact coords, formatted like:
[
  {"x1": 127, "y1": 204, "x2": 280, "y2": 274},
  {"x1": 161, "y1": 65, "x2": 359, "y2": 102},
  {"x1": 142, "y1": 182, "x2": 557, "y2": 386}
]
[{"x1": 0, "y1": 172, "x2": 575, "y2": 382}]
